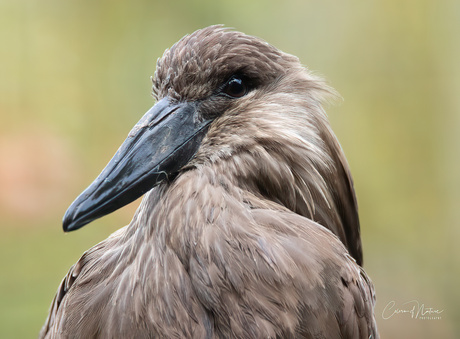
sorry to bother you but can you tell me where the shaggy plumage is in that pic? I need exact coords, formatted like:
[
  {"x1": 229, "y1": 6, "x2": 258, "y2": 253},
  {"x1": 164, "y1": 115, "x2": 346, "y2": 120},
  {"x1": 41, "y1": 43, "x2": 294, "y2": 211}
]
[{"x1": 40, "y1": 26, "x2": 378, "y2": 338}]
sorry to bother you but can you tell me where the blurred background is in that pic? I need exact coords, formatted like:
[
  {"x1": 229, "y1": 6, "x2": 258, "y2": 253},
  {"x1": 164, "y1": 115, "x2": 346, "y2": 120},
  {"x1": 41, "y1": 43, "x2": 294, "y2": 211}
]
[{"x1": 1, "y1": 0, "x2": 458, "y2": 337}]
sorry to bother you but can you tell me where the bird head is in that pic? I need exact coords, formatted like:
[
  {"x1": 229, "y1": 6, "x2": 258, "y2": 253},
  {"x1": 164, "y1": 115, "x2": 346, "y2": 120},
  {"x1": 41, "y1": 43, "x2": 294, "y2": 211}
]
[{"x1": 62, "y1": 26, "x2": 360, "y2": 266}]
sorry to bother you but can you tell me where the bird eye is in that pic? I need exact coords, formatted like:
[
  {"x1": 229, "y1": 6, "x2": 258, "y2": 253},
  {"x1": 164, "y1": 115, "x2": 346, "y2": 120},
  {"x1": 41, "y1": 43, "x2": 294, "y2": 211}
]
[{"x1": 222, "y1": 77, "x2": 247, "y2": 98}]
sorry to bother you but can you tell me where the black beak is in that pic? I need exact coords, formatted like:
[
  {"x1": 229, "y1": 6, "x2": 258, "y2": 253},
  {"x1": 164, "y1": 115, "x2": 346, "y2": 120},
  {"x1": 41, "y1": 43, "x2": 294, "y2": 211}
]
[{"x1": 63, "y1": 97, "x2": 211, "y2": 232}]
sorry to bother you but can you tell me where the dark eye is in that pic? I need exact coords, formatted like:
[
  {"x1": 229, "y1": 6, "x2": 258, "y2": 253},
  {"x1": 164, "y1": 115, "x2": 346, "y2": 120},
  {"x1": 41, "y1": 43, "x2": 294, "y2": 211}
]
[{"x1": 222, "y1": 77, "x2": 247, "y2": 98}]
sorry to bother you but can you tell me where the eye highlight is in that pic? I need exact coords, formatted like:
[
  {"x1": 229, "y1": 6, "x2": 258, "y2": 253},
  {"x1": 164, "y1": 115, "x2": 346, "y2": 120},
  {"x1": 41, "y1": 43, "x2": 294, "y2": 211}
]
[{"x1": 221, "y1": 76, "x2": 247, "y2": 98}]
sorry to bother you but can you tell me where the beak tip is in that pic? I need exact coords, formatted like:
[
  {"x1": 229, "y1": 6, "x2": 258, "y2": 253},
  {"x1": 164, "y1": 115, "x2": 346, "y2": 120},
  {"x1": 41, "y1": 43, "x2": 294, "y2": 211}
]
[
  {"x1": 62, "y1": 220, "x2": 73, "y2": 232},
  {"x1": 62, "y1": 217, "x2": 86, "y2": 233},
  {"x1": 62, "y1": 213, "x2": 75, "y2": 232},
  {"x1": 62, "y1": 206, "x2": 84, "y2": 232}
]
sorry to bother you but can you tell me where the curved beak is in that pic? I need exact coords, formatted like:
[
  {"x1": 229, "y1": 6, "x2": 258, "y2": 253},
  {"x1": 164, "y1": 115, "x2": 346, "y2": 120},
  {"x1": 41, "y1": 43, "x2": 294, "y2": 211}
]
[{"x1": 63, "y1": 97, "x2": 211, "y2": 232}]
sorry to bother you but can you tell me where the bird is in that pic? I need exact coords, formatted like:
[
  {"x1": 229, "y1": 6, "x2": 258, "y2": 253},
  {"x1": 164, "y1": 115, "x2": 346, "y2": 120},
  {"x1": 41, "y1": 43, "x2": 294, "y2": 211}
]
[{"x1": 40, "y1": 26, "x2": 378, "y2": 338}]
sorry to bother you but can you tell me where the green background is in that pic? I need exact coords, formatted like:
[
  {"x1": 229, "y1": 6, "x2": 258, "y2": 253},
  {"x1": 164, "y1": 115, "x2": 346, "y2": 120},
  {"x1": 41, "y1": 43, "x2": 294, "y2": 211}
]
[{"x1": 1, "y1": 0, "x2": 458, "y2": 337}]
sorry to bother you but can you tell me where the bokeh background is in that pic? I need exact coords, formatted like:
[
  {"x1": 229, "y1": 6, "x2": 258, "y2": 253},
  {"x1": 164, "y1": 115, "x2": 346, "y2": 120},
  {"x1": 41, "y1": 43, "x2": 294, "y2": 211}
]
[{"x1": 1, "y1": 0, "x2": 459, "y2": 337}]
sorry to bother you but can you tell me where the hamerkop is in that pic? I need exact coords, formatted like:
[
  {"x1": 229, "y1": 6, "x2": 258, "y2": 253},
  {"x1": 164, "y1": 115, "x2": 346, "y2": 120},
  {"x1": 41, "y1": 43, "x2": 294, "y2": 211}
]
[{"x1": 40, "y1": 26, "x2": 378, "y2": 338}]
